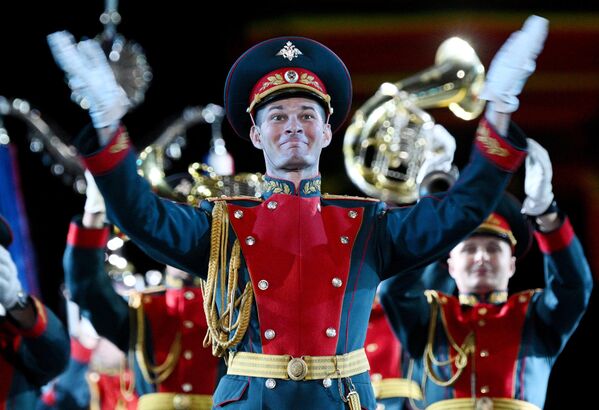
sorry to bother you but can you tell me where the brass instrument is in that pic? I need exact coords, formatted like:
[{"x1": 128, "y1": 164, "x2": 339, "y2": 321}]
[
  {"x1": 137, "y1": 104, "x2": 263, "y2": 205},
  {"x1": 343, "y1": 37, "x2": 485, "y2": 204},
  {"x1": 0, "y1": 95, "x2": 86, "y2": 191},
  {"x1": 71, "y1": 0, "x2": 152, "y2": 110}
]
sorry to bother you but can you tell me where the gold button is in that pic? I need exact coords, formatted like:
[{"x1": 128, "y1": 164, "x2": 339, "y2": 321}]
[
  {"x1": 183, "y1": 320, "x2": 194, "y2": 329},
  {"x1": 331, "y1": 277, "x2": 343, "y2": 288},
  {"x1": 88, "y1": 371, "x2": 100, "y2": 382},
  {"x1": 480, "y1": 385, "x2": 490, "y2": 394},
  {"x1": 348, "y1": 210, "x2": 358, "y2": 218},
  {"x1": 479, "y1": 349, "x2": 489, "y2": 358},
  {"x1": 264, "y1": 329, "x2": 276, "y2": 340},
  {"x1": 184, "y1": 291, "x2": 195, "y2": 300},
  {"x1": 173, "y1": 394, "x2": 191, "y2": 410},
  {"x1": 323, "y1": 378, "x2": 332, "y2": 388},
  {"x1": 181, "y1": 383, "x2": 192, "y2": 392},
  {"x1": 340, "y1": 236, "x2": 349, "y2": 244},
  {"x1": 183, "y1": 350, "x2": 193, "y2": 360},
  {"x1": 234, "y1": 210, "x2": 244, "y2": 219},
  {"x1": 258, "y1": 280, "x2": 269, "y2": 290},
  {"x1": 326, "y1": 327, "x2": 337, "y2": 338},
  {"x1": 267, "y1": 201, "x2": 278, "y2": 210},
  {"x1": 245, "y1": 236, "x2": 256, "y2": 246},
  {"x1": 143, "y1": 296, "x2": 152, "y2": 304},
  {"x1": 519, "y1": 295, "x2": 528, "y2": 303},
  {"x1": 366, "y1": 343, "x2": 378, "y2": 352},
  {"x1": 265, "y1": 378, "x2": 276, "y2": 389},
  {"x1": 440, "y1": 296, "x2": 447, "y2": 304},
  {"x1": 478, "y1": 320, "x2": 486, "y2": 327},
  {"x1": 478, "y1": 307, "x2": 488, "y2": 315}
]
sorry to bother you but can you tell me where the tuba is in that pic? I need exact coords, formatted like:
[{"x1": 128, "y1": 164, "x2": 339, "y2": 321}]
[
  {"x1": 137, "y1": 104, "x2": 264, "y2": 206},
  {"x1": 343, "y1": 37, "x2": 485, "y2": 204}
]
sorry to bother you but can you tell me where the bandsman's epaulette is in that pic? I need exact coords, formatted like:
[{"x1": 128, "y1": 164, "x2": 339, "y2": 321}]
[
  {"x1": 322, "y1": 193, "x2": 380, "y2": 202},
  {"x1": 206, "y1": 195, "x2": 263, "y2": 203}
]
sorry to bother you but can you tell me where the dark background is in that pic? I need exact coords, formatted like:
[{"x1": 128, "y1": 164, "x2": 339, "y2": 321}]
[{"x1": 1, "y1": 1, "x2": 598, "y2": 408}]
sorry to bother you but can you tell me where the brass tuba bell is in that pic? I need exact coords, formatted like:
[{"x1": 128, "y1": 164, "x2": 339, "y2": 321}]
[
  {"x1": 343, "y1": 37, "x2": 485, "y2": 204},
  {"x1": 137, "y1": 104, "x2": 264, "y2": 206}
]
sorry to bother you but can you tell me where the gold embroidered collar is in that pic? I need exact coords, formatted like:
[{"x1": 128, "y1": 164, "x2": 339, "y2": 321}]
[
  {"x1": 263, "y1": 175, "x2": 321, "y2": 198},
  {"x1": 458, "y1": 290, "x2": 508, "y2": 306}
]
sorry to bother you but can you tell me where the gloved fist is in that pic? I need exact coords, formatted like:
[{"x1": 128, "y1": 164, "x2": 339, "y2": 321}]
[
  {"x1": 0, "y1": 245, "x2": 23, "y2": 309},
  {"x1": 416, "y1": 124, "x2": 456, "y2": 185},
  {"x1": 84, "y1": 170, "x2": 106, "y2": 214},
  {"x1": 522, "y1": 138, "x2": 554, "y2": 216},
  {"x1": 47, "y1": 31, "x2": 130, "y2": 129},
  {"x1": 480, "y1": 15, "x2": 549, "y2": 114}
]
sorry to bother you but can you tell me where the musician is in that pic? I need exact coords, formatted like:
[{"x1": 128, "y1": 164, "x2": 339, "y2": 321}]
[
  {"x1": 47, "y1": 16, "x2": 546, "y2": 409},
  {"x1": 36, "y1": 299, "x2": 138, "y2": 410},
  {"x1": 365, "y1": 124, "x2": 458, "y2": 410},
  {"x1": 60, "y1": 171, "x2": 222, "y2": 409},
  {"x1": 0, "y1": 216, "x2": 70, "y2": 408},
  {"x1": 378, "y1": 139, "x2": 593, "y2": 409}
]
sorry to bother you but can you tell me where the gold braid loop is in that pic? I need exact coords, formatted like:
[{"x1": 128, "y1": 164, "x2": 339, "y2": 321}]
[
  {"x1": 423, "y1": 290, "x2": 475, "y2": 387},
  {"x1": 130, "y1": 292, "x2": 182, "y2": 385},
  {"x1": 202, "y1": 200, "x2": 254, "y2": 358}
]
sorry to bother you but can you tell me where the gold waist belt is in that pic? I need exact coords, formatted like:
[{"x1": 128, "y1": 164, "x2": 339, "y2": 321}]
[
  {"x1": 138, "y1": 393, "x2": 212, "y2": 410},
  {"x1": 371, "y1": 377, "x2": 423, "y2": 400},
  {"x1": 227, "y1": 348, "x2": 370, "y2": 381},
  {"x1": 426, "y1": 397, "x2": 542, "y2": 410}
]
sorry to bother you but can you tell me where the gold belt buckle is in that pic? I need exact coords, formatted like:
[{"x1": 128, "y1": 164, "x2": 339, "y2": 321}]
[
  {"x1": 287, "y1": 357, "x2": 308, "y2": 381},
  {"x1": 173, "y1": 394, "x2": 192, "y2": 410}
]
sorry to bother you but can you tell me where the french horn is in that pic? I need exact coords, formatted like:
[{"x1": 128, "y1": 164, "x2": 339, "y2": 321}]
[{"x1": 343, "y1": 37, "x2": 485, "y2": 204}]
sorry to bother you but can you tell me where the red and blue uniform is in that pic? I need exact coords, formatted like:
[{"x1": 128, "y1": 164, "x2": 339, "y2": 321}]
[
  {"x1": 378, "y1": 217, "x2": 592, "y2": 409},
  {"x1": 0, "y1": 297, "x2": 69, "y2": 409},
  {"x1": 63, "y1": 218, "x2": 222, "y2": 410},
  {"x1": 73, "y1": 111, "x2": 527, "y2": 409},
  {"x1": 36, "y1": 337, "x2": 138, "y2": 410}
]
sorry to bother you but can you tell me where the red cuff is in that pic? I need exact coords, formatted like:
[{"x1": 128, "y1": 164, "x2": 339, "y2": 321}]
[
  {"x1": 41, "y1": 389, "x2": 57, "y2": 406},
  {"x1": 535, "y1": 217, "x2": 575, "y2": 254},
  {"x1": 475, "y1": 118, "x2": 526, "y2": 172},
  {"x1": 71, "y1": 337, "x2": 94, "y2": 363},
  {"x1": 67, "y1": 221, "x2": 110, "y2": 249},
  {"x1": 19, "y1": 297, "x2": 48, "y2": 338},
  {"x1": 83, "y1": 126, "x2": 132, "y2": 175}
]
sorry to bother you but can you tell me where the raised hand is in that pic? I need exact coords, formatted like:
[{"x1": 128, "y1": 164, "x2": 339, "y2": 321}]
[
  {"x1": 47, "y1": 31, "x2": 130, "y2": 130},
  {"x1": 480, "y1": 15, "x2": 549, "y2": 114},
  {"x1": 522, "y1": 138, "x2": 554, "y2": 216},
  {"x1": 416, "y1": 124, "x2": 457, "y2": 185},
  {"x1": 0, "y1": 245, "x2": 23, "y2": 310}
]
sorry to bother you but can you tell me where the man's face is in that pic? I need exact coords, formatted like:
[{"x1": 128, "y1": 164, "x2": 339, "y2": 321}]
[
  {"x1": 250, "y1": 97, "x2": 332, "y2": 174},
  {"x1": 447, "y1": 235, "x2": 516, "y2": 295}
]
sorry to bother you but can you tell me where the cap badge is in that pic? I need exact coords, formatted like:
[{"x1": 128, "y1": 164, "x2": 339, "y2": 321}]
[
  {"x1": 276, "y1": 41, "x2": 303, "y2": 61},
  {"x1": 284, "y1": 70, "x2": 298, "y2": 83}
]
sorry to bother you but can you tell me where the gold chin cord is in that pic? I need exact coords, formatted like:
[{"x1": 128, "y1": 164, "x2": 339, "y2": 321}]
[
  {"x1": 423, "y1": 290, "x2": 475, "y2": 387},
  {"x1": 343, "y1": 37, "x2": 485, "y2": 204},
  {"x1": 202, "y1": 201, "x2": 254, "y2": 358}
]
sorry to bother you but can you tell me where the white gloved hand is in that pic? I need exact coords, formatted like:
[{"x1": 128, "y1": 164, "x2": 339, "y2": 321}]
[
  {"x1": 0, "y1": 245, "x2": 23, "y2": 309},
  {"x1": 77, "y1": 316, "x2": 100, "y2": 349},
  {"x1": 522, "y1": 138, "x2": 554, "y2": 216},
  {"x1": 416, "y1": 124, "x2": 456, "y2": 185},
  {"x1": 480, "y1": 15, "x2": 549, "y2": 114},
  {"x1": 84, "y1": 170, "x2": 106, "y2": 214},
  {"x1": 47, "y1": 31, "x2": 130, "y2": 129}
]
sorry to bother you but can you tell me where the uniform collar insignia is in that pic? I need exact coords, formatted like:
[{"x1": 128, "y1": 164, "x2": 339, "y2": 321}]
[
  {"x1": 459, "y1": 290, "x2": 508, "y2": 306},
  {"x1": 263, "y1": 175, "x2": 321, "y2": 198},
  {"x1": 276, "y1": 41, "x2": 303, "y2": 61}
]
